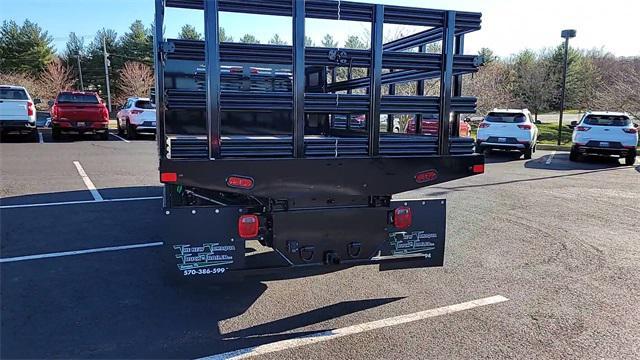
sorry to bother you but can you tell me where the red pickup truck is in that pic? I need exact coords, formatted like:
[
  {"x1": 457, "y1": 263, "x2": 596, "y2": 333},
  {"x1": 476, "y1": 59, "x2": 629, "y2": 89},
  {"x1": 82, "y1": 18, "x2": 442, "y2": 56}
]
[
  {"x1": 50, "y1": 91, "x2": 110, "y2": 140},
  {"x1": 405, "y1": 115, "x2": 471, "y2": 137}
]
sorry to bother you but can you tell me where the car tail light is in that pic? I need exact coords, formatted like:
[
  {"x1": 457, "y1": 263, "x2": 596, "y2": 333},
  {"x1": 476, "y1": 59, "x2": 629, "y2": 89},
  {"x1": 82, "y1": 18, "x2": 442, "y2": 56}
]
[
  {"x1": 100, "y1": 106, "x2": 109, "y2": 121},
  {"x1": 131, "y1": 110, "x2": 143, "y2": 115},
  {"x1": 575, "y1": 126, "x2": 591, "y2": 131},
  {"x1": 622, "y1": 128, "x2": 637, "y2": 134},
  {"x1": 227, "y1": 176, "x2": 254, "y2": 189},
  {"x1": 393, "y1": 207, "x2": 412, "y2": 229},
  {"x1": 26, "y1": 101, "x2": 34, "y2": 116},
  {"x1": 472, "y1": 164, "x2": 485, "y2": 174},
  {"x1": 478, "y1": 122, "x2": 490, "y2": 128},
  {"x1": 160, "y1": 172, "x2": 178, "y2": 182},
  {"x1": 517, "y1": 124, "x2": 532, "y2": 130},
  {"x1": 238, "y1": 215, "x2": 259, "y2": 239},
  {"x1": 51, "y1": 104, "x2": 58, "y2": 118}
]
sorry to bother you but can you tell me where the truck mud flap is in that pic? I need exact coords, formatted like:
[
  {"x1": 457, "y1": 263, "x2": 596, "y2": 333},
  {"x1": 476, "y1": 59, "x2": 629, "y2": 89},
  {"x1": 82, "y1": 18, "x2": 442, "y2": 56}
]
[{"x1": 161, "y1": 206, "x2": 246, "y2": 279}]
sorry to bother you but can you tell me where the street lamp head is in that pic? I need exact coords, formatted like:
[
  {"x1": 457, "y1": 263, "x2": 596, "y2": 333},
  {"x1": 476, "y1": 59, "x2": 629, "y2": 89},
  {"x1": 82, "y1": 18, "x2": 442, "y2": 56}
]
[{"x1": 561, "y1": 29, "x2": 577, "y2": 39}]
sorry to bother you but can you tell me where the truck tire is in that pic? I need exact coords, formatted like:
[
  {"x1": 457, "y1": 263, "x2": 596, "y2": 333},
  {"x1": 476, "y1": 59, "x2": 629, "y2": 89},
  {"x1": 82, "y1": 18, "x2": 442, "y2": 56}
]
[
  {"x1": 52, "y1": 128, "x2": 61, "y2": 141},
  {"x1": 523, "y1": 146, "x2": 533, "y2": 160},
  {"x1": 625, "y1": 154, "x2": 637, "y2": 166},
  {"x1": 117, "y1": 119, "x2": 124, "y2": 136}
]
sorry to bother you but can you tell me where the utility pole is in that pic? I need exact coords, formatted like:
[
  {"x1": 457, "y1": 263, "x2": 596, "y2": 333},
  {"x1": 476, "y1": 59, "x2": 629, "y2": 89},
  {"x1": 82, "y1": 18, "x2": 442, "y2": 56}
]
[
  {"x1": 558, "y1": 29, "x2": 576, "y2": 145},
  {"x1": 102, "y1": 36, "x2": 112, "y2": 112},
  {"x1": 76, "y1": 54, "x2": 84, "y2": 91}
]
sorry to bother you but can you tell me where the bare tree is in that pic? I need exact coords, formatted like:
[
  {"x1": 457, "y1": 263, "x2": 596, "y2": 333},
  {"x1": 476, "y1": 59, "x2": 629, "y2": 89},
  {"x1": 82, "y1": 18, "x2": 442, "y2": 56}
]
[
  {"x1": 463, "y1": 62, "x2": 517, "y2": 115},
  {"x1": 511, "y1": 50, "x2": 556, "y2": 121},
  {"x1": 591, "y1": 56, "x2": 640, "y2": 119},
  {"x1": 38, "y1": 58, "x2": 76, "y2": 99},
  {"x1": 116, "y1": 61, "x2": 154, "y2": 104}
]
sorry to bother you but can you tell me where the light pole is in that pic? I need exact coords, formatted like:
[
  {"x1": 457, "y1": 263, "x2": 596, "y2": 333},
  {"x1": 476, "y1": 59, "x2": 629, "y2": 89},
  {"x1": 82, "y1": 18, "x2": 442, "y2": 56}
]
[
  {"x1": 76, "y1": 54, "x2": 84, "y2": 91},
  {"x1": 558, "y1": 29, "x2": 576, "y2": 145}
]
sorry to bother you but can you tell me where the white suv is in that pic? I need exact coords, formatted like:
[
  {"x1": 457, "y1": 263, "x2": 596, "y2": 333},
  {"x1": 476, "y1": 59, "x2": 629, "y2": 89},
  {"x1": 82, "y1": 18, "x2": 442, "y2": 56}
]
[
  {"x1": 116, "y1": 97, "x2": 156, "y2": 139},
  {"x1": 476, "y1": 109, "x2": 539, "y2": 159},
  {"x1": 570, "y1": 111, "x2": 638, "y2": 166},
  {"x1": 0, "y1": 85, "x2": 39, "y2": 138}
]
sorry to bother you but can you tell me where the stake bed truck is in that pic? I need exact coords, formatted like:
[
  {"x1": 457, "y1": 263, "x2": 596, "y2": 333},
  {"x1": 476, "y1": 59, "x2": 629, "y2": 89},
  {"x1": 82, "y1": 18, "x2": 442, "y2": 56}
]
[{"x1": 154, "y1": 0, "x2": 485, "y2": 280}]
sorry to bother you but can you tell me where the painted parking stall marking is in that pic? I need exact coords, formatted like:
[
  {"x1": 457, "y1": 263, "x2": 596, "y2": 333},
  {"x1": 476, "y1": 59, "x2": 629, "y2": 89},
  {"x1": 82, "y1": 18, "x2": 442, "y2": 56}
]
[
  {"x1": 0, "y1": 242, "x2": 164, "y2": 264},
  {"x1": 200, "y1": 295, "x2": 510, "y2": 360},
  {"x1": 0, "y1": 196, "x2": 162, "y2": 210},
  {"x1": 110, "y1": 132, "x2": 130, "y2": 143},
  {"x1": 73, "y1": 160, "x2": 103, "y2": 201}
]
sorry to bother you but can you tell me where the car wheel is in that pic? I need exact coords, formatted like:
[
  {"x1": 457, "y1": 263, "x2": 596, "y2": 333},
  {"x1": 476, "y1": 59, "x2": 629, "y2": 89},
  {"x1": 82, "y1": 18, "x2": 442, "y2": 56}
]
[
  {"x1": 52, "y1": 128, "x2": 61, "y2": 141},
  {"x1": 117, "y1": 119, "x2": 124, "y2": 136},
  {"x1": 126, "y1": 120, "x2": 137, "y2": 140},
  {"x1": 569, "y1": 146, "x2": 580, "y2": 162},
  {"x1": 625, "y1": 154, "x2": 637, "y2": 166},
  {"x1": 522, "y1": 146, "x2": 533, "y2": 160}
]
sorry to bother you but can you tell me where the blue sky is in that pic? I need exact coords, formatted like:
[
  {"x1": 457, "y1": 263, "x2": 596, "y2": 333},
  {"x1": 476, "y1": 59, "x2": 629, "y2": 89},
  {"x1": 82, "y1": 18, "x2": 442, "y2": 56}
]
[{"x1": 1, "y1": 0, "x2": 639, "y2": 57}]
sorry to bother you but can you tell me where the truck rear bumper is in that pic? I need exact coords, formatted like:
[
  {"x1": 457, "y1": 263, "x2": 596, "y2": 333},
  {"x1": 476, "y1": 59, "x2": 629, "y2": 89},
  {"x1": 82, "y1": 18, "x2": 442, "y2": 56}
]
[
  {"x1": 0, "y1": 120, "x2": 36, "y2": 132},
  {"x1": 573, "y1": 144, "x2": 636, "y2": 157},
  {"x1": 161, "y1": 199, "x2": 447, "y2": 279}
]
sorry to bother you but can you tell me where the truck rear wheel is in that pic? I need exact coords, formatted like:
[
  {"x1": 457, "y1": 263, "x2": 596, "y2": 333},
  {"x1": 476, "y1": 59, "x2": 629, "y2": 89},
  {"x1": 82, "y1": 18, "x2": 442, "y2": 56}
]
[
  {"x1": 52, "y1": 128, "x2": 61, "y2": 141},
  {"x1": 625, "y1": 154, "x2": 637, "y2": 166}
]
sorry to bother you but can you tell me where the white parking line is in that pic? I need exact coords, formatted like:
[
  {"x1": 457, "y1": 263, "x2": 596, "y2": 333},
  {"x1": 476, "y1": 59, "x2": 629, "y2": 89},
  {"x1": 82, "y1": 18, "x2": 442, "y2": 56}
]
[
  {"x1": 110, "y1": 133, "x2": 130, "y2": 143},
  {"x1": 38, "y1": 131, "x2": 43, "y2": 143},
  {"x1": 200, "y1": 295, "x2": 509, "y2": 360},
  {"x1": 0, "y1": 196, "x2": 162, "y2": 209},
  {"x1": 545, "y1": 151, "x2": 556, "y2": 165},
  {"x1": 0, "y1": 242, "x2": 164, "y2": 263},
  {"x1": 73, "y1": 161, "x2": 103, "y2": 201}
]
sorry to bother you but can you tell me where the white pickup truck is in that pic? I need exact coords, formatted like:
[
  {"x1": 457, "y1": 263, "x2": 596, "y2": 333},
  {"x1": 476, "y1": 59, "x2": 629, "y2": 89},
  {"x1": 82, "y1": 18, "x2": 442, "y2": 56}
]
[{"x1": 0, "y1": 85, "x2": 39, "y2": 138}]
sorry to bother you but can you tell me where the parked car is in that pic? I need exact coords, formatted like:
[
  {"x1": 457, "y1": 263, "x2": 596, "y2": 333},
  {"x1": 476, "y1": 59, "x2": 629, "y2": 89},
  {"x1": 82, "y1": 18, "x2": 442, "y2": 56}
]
[
  {"x1": 405, "y1": 114, "x2": 471, "y2": 137},
  {"x1": 476, "y1": 109, "x2": 539, "y2": 159},
  {"x1": 50, "y1": 91, "x2": 110, "y2": 140},
  {"x1": 0, "y1": 85, "x2": 39, "y2": 138},
  {"x1": 569, "y1": 111, "x2": 637, "y2": 166},
  {"x1": 116, "y1": 97, "x2": 157, "y2": 139}
]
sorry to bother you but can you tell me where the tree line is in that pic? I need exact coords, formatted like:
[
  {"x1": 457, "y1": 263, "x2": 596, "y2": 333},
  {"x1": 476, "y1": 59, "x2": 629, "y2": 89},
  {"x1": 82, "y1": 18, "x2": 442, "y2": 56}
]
[{"x1": 1, "y1": 19, "x2": 638, "y2": 118}]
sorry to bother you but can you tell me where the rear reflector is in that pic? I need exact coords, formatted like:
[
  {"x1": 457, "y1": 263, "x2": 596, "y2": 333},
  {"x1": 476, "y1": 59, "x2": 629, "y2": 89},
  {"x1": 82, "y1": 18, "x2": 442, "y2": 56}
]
[
  {"x1": 622, "y1": 128, "x2": 637, "y2": 134},
  {"x1": 472, "y1": 164, "x2": 485, "y2": 174},
  {"x1": 415, "y1": 169, "x2": 438, "y2": 183},
  {"x1": 238, "y1": 214, "x2": 259, "y2": 239},
  {"x1": 393, "y1": 207, "x2": 412, "y2": 229},
  {"x1": 227, "y1": 176, "x2": 254, "y2": 189},
  {"x1": 160, "y1": 172, "x2": 178, "y2": 182}
]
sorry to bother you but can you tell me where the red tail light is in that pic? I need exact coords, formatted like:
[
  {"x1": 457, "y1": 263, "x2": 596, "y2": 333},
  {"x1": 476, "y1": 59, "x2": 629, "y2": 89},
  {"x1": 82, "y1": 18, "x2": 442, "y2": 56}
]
[
  {"x1": 517, "y1": 124, "x2": 532, "y2": 130},
  {"x1": 575, "y1": 126, "x2": 591, "y2": 131},
  {"x1": 100, "y1": 106, "x2": 109, "y2": 121},
  {"x1": 393, "y1": 207, "x2": 412, "y2": 229},
  {"x1": 622, "y1": 128, "x2": 637, "y2": 134},
  {"x1": 160, "y1": 172, "x2": 178, "y2": 182},
  {"x1": 238, "y1": 214, "x2": 259, "y2": 239},
  {"x1": 26, "y1": 101, "x2": 34, "y2": 116},
  {"x1": 131, "y1": 110, "x2": 143, "y2": 115},
  {"x1": 472, "y1": 164, "x2": 485, "y2": 174},
  {"x1": 227, "y1": 176, "x2": 254, "y2": 189},
  {"x1": 51, "y1": 104, "x2": 58, "y2": 118},
  {"x1": 479, "y1": 122, "x2": 490, "y2": 128}
]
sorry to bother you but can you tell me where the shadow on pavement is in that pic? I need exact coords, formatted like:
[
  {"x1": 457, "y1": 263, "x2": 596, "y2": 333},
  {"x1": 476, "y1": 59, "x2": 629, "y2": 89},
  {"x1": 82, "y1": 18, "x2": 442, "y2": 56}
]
[
  {"x1": 483, "y1": 150, "x2": 524, "y2": 164},
  {"x1": 1, "y1": 187, "x2": 404, "y2": 358},
  {"x1": 0, "y1": 186, "x2": 162, "y2": 206},
  {"x1": 526, "y1": 152, "x2": 623, "y2": 171}
]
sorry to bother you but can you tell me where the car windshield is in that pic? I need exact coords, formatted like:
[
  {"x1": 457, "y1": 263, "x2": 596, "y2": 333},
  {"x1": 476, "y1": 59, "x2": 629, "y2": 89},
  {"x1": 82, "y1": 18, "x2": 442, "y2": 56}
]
[
  {"x1": 57, "y1": 93, "x2": 99, "y2": 104},
  {"x1": 583, "y1": 115, "x2": 630, "y2": 126},
  {"x1": 135, "y1": 100, "x2": 155, "y2": 109},
  {"x1": 0, "y1": 88, "x2": 28, "y2": 100},
  {"x1": 485, "y1": 113, "x2": 526, "y2": 123}
]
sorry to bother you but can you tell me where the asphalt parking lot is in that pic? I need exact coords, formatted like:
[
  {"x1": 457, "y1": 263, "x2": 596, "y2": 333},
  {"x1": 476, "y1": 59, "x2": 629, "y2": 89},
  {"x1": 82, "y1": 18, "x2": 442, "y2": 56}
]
[{"x1": 1, "y1": 130, "x2": 639, "y2": 359}]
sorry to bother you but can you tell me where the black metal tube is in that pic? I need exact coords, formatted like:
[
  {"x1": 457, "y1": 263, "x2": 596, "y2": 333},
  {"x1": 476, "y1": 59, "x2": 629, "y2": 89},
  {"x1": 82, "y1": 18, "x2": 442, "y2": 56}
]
[
  {"x1": 293, "y1": 0, "x2": 306, "y2": 157},
  {"x1": 154, "y1": 0, "x2": 166, "y2": 160},
  {"x1": 368, "y1": 4, "x2": 384, "y2": 156},
  {"x1": 451, "y1": 34, "x2": 464, "y2": 137},
  {"x1": 204, "y1": 0, "x2": 221, "y2": 159},
  {"x1": 388, "y1": 69, "x2": 395, "y2": 133},
  {"x1": 438, "y1": 11, "x2": 456, "y2": 155}
]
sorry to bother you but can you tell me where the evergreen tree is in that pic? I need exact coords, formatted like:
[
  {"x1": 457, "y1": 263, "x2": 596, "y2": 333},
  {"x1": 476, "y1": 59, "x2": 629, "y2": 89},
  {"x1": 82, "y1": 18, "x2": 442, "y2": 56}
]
[
  {"x1": 268, "y1": 34, "x2": 286, "y2": 45},
  {"x1": 219, "y1": 27, "x2": 233, "y2": 42},
  {"x1": 305, "y1": 36, "x2": 314, "y2": 47},
  {"x1": 239, "y1": 34, "x2": 259, "y2": 44},
  {"x1": 478, "y1": 47, "x2": 497, "y2": 64},
  {"x1": 0, "y1": 20, "x2": 55, "y2": 75},
  {"x1": 178, "y1": 24, "x2": 202, "y2": 40},
  {"x1": 321, "y1": 34, "x2": 338, "y2": 48},
  {"x1": 344, "y1": 35, "x2": 367, "y2": 49},
  {"x1": 120, "y1": 20, "x2": 152, "y2": 63}
]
